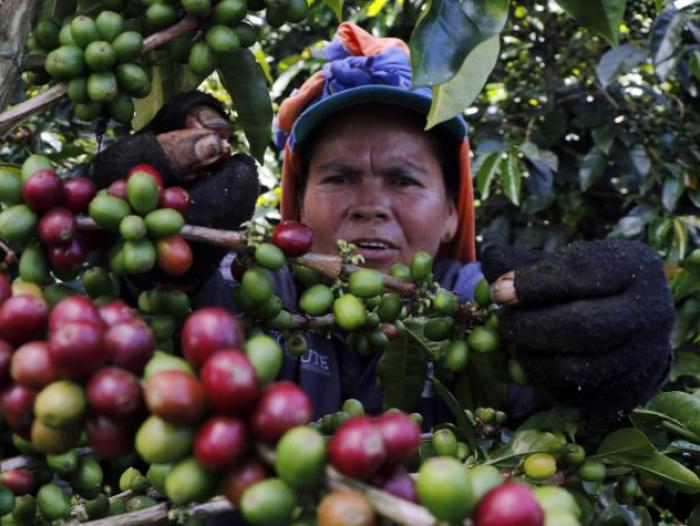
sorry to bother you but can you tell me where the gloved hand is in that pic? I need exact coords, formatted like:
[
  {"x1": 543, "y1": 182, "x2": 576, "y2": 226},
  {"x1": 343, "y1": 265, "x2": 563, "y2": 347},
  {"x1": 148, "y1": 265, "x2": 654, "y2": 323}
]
[
  {"x1": 82, "y1": 90, "x2": 259, "y2": 231},
  {"x1": 481, "y1": 240, "x2": 674, "y2": 419},
  {"x1": 86, "y1": 91, "x2": 235, "y2": 185},
  {"x1": 76, "y1": 91, "x2": 260, "y2": 289}
]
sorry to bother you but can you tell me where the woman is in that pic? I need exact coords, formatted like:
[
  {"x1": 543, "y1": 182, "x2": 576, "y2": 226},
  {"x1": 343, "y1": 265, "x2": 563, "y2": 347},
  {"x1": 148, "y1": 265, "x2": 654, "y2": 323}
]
[
  {"x1": 195, "y1": 22, "x2": 673, "y2": 425},
  {"x1": 79, "y1": 22, "x2": 672, "y2": 424}
]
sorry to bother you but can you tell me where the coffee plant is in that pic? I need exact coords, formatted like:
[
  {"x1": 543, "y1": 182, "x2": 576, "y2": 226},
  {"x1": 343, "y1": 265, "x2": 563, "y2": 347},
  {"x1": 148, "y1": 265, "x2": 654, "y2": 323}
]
[{"x1": 0, "y1": 0, "x2": 698, "y2": 525}]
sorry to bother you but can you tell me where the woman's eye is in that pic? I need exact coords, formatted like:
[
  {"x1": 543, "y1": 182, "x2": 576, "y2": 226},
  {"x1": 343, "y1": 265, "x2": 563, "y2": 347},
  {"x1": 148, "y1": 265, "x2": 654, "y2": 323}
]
[
  {"x1": 322, "y1": 174, "x2": 352, "y2": 184},
  {"x1": 391, "y1": 174, "x2": 420, "y2": 186}
]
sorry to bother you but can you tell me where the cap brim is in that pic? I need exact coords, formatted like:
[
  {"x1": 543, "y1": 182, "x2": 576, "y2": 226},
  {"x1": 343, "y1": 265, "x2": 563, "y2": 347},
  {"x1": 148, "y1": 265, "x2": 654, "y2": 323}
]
[{"x1": 291, "y1": 85, "x2": 468, "y2": 148}]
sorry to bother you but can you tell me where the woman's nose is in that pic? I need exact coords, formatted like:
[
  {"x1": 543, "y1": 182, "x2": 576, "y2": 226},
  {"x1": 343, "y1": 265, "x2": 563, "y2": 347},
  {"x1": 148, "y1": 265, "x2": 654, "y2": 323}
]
[
  {"x1": 348, "y1": 178, "x2": 391, "y2": 221},
  {"x1": 350, "y1": 203, "x2": 390, "y2": 221}
]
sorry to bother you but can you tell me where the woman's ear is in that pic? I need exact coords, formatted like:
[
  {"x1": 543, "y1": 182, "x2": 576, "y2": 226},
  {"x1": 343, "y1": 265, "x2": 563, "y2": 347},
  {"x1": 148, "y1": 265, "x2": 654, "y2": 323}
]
[{"x1": 441, "y1": 201, "x2": 459, "y2": 243}]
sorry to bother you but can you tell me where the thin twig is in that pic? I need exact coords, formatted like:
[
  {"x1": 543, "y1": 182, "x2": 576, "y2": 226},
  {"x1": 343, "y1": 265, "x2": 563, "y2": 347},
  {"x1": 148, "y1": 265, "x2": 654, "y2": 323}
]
[
  {"x1": 288, "y1": 313, "x2": 336, "y2": 330},
  {"x1": 326, "y1": 467, "x2": 444, "y2": 526},
  {"x1": 596, "y1": 81, "x2": 620, "y2": 110},
  {"x1": 0, "y1": 237, "x2": 16, "y2": 265},
  {"x1": 76, "y1": 217, "x2": 420, "y2": 297},
  {"x1": 83, "y1": 502, "x2": 169, "y2": 526},
  {"x1": 142, "y1": 17, "x2": 200, "y2": 53},
  {"x1": 0, "y1": 82, "x2": 67, "y2": 136},
  {"x1": 0, "y1": 447, "x2": 92, "y2": 472}
]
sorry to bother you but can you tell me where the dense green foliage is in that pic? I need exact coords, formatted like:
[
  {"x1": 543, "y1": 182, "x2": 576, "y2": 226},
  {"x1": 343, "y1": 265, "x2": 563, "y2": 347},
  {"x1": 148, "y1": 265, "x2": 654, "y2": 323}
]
[{"x1": 2, "y1": 2, "x2": 700, "y2": 522}]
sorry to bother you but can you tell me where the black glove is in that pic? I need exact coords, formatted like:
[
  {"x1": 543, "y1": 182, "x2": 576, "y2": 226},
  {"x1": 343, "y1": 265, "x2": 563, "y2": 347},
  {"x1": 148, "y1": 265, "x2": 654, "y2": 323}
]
[
  {"x1": 75, "y1": 91, "x2": 260, "y2": 290},
  {"x1": 186, "y1": 153, "x2": 258, "y2": 231},
  {"x1": 85, "y1": 132, "x2": 179, "y2": 189},
  {"x1": 79, "y1": 91, "x2": 231, "y2": 188},
  {"x1": 144, "y1": 91, "x2": 227, "y2": 135},
  {"x1": 177, "y1": 153, "x2": 259, "y2": 284},
  {"x1": 81, "y1": 90, "x2": 259, "y2": 230},
  {"x1": 481, "y1": 240, "x2": 674, "y2": 420}
]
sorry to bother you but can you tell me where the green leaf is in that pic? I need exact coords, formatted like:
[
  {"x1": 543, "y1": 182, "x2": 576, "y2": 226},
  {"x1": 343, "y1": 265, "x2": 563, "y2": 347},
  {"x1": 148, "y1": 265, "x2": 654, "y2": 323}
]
[
  {"x1": 592, "y1": 125, "x2": 616, "y2": 154},
  {"x1": 648, "y1": 217, "x2": 673, "y2": 250},
  {"x1": 426, "y1": 35, "x2": 500, "y2": 128},
  {"x1": 591, "y1": 428, "x2": 655, "y2": 463},
  {"x1": 519, "y1": 141, "x2": 558, "y2": 172},
  {"x1": 517, "y1": 407, "x2": 580, "y2": 438},
  {"x1": 403, "y1": 319, "x2": 443, "y2": 361},
  {"x1": 662, "y1": 174, "x2": 684, "y2": 212},
  {"x1": 630, "y1": 453, "x2": 700, "y2": 494},
  {"x1": 670, "y1": 270, "x2": 700, "y2": 302},
  {"x1": 43, "y1": 0, "x2": 77, "y2": 19},
  {"x1": 554, "y1": 0, "x2": 626, "y2": 46},
  {"x1": 579, "y1": 146, "x2": 606, "y2": 190},
  {"x1": 629, "y1": 144, "x2": 650, "y2": 177},
  {"x1": 671, "y1": 297, "x2": 700, "y2": 347},
  {"x1": 690, "y1": 51, "x2": 700, "y2": 83},
  {"x1": 253, "y1": 47, "x2": 274, "y2": 86},
  {"x1": 689, "y1": 188, "x2": 700, "y2": 209},
  {"x1": 595, "y1": 44, "x2": 646, "y2": 87},
  {"x1": 132, "y1": 67, "x2": 167, "y2": 132},
  {"x1": 322, "y1": 0, "x2": 344, "y2": 19},
  {"x1": 376, "y1": 332, "x2": 428, "y2": 412},
  {"x1": 410, "y1": 0, "x2": 508, "y2": 87},
  {"x1": 452, "y1": 352, "x2": 508, "y2": 412},
  {"x1": 646, "y1": 391, "x2": 700, "y2": 439},
  {"x1": 671, "y1": 218, "x2": 688, "y2": 261},
  {"x1": 475, "y1": 151, "x2": 501, "y2": 200},
  {"x1": 670, "y1": 351, "x2": 700, "y2": 383},
  {"x1": 431, "y1": 377, "x2": 477, "y2": 453},
  {"x1": 132, "y1": 61, "x2": 204, "y2": 131},
  {"x1": 499, "y1": 152, "x2": 521, "y2": 206},
  {"x1": 490, "y1": 429, "x2": 567, "y2": 464},
  {"x1": 682, "y1": 249, "x2": 700, "y2": 276},
  {"x1": 217, "y1": 49, "x2": 273, "y2": 164},
  {"x1": 650, "y1": 9, "x2": 687, "y2": 79}
]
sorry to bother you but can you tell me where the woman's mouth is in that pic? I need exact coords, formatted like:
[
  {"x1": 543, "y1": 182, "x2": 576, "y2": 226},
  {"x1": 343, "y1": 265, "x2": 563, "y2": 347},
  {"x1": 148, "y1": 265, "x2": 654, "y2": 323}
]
[{"x1": 351, "y1": 239, "x2": 399, "y2": 265}]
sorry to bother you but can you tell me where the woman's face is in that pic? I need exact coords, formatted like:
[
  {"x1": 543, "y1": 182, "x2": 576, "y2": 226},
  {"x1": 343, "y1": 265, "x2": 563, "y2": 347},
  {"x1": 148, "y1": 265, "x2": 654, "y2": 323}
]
[{"x1": 299, "y1": 106, "x2": 458, "y2": 273}]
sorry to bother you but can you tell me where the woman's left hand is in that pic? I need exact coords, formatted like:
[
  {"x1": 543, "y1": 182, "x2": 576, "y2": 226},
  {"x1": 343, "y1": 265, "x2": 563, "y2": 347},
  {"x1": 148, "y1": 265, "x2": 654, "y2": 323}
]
[{"x1": 481, "y1": 239, "x2": 674, "y2": 419}]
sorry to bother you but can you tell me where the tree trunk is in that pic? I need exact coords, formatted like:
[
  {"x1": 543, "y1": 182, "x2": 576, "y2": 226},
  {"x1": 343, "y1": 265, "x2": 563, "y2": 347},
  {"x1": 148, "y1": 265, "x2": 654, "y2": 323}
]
[{"x1": 0, "y1": 0, "x2": 42, "y2": 111}]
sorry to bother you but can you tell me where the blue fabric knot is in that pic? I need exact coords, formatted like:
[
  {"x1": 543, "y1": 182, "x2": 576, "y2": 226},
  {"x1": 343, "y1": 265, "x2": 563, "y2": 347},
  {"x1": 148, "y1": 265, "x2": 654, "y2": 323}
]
[
  {"x1": 322, "y1": 47, "x2": 415, "y2": 98},
  {"x1": 274, "y1": 36, "x2": 432, "y2": 150}
]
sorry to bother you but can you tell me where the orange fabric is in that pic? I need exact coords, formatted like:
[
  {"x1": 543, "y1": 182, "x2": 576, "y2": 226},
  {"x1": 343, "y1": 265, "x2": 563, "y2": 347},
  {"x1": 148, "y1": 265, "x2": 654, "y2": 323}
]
[
  {"x1": 437, "y1": 139, "x2": 476, "y2": 262},
  {"x1": 280, "y1": 138, "x2": 476, "y2": 263},
  {"x1": 277, "y1": 71, "x2": 325, "y2": 137},
  {"x1": 280, "y1": 143, "x2": 300, "y2": 221},
  {"x1": 276, "y1": 23, "x2": 410, "y2": 137},
  {"x1": 336, "y1": 22, "x2": 410, "y2": 57}
]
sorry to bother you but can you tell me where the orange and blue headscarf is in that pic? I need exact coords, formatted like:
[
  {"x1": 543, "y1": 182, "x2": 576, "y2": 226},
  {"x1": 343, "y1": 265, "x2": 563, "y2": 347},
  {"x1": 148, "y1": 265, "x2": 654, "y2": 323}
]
[{"x1": 275, "y1": 22, "x2": 476, "y2": 263}]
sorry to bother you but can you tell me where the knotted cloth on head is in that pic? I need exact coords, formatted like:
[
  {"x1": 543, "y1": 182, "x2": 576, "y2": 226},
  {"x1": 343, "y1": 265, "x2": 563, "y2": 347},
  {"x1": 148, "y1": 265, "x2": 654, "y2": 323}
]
[{"x1": 275, "y1": 22, "x2": 476, "y2": 263}]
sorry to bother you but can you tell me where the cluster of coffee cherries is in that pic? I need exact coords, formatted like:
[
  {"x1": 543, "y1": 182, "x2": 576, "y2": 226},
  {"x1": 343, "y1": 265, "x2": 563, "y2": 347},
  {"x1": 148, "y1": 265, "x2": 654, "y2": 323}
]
[
  {"x1": 27, "y1": 9, "x2": 152, "y2": 124},
  {"x1": 233, "y1": 233, "x2": 503, "y2": 385},
  {"x1": 171, "y1": 0, "x2": 309, "y2": 78},
  {"x1": 0, "y1": 283, "x2": 160, "y2": 521},
  {"x1": 24, "y1": 0, "x2": 311, "y2": 126},
  {"x1": 0, "y1": 156, "x2": 97, "y2": 281},
  {"x1": 89, "y1": 163, "x2": 193, "y2": 277},
  {"x1": 0, "y1": 283, "x2": 300, "y2": 522},
  {"x1": 0, "y1": 158, "x2": 192, "y2": 284}
]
